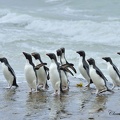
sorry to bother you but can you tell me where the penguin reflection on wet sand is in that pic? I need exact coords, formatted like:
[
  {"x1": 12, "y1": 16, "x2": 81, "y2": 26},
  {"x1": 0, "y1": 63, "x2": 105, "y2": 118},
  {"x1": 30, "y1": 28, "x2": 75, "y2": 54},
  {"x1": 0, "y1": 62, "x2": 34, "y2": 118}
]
[
  {"x1": 76, "y1": 50, "x2": 93, "y2": 88},
  {"x1": 31, "y1": 52, "x2": 49, "y2": 90},
  {"x1": 60, "y1": 47, "x2": 77, "y2": 74},
  {"x1": 0, "y1": 57, "x2": 18, "y2": 88},
  {"x1": 103, "y1": 57, "x2": 120, "y2": 89},
  {"x1": 87, "y1": 58, "x2": 113, "y2": 95}
]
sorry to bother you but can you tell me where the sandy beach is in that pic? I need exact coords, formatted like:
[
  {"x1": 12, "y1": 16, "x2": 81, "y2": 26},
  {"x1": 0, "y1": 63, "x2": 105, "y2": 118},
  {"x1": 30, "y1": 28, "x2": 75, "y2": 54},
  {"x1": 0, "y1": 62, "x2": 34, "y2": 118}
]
[{"x1": 0, "y1": 76, "x2": 120, "y2": 120}]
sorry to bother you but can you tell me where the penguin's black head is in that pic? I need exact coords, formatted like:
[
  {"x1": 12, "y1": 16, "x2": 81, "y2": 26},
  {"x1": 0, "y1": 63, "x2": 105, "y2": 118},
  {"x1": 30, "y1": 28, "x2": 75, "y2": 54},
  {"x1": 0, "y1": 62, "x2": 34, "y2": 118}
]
[
  {"x1": 87, "y1": 58, "x2": 95, "y2": 66},
  {"x1": 117, "y1": 52, "x2": 120, "y2": 55},
  {"x1": 0, "y1": 57, "x2": 8, "y2": 63},
  {"x1": 31, "y1": 52, "x2": 40, "y2": 60},
  {"x1": 46, "y1": 53, "x2": 57, "y2": 61},
  {"x1": 23, "y1": 52, "x2": 32, "y2": 62},
  {"x1": 102, "y1": 57, "x2": 112, "y2": 63},
  {"x1": 60, "y1": 47, "x2": 65, "y2": 54},
  {"x1": 56, "y1": 49, "x2": 62, "y2": 57},
  {"x1": 76, "y1": 50, "x2": 85, "y2": 57}
]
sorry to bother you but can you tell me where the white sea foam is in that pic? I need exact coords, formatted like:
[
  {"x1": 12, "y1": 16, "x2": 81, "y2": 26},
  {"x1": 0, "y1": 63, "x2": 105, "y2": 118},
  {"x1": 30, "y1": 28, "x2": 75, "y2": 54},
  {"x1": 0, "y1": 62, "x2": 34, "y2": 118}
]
[
  {"x1": 0, "y1": 9, "x2": 120, "y2": 47},
  {"x1": 25, "y1": 18, "x2": 120, "y2": 46}
]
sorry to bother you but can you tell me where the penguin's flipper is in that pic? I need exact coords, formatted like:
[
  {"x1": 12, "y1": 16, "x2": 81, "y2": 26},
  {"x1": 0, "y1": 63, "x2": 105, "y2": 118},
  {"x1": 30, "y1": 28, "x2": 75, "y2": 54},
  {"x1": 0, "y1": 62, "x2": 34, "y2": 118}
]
[
  {"x1": 66, "y1": 62, "x2": 74, "y2": 66},
  {"x1": 68, "y1": 65, "x2": 77, "y2": 73},
  {"x1": 61, "y1": 64, "x2": 70, "y2": 68},
  {"x1": 8, "y1": 65, "x2": 16, "y2": 78},
  {"x1": 44, "y1": 66, "x2": 49, "y2": 71},
  {"x1": 60, "y1": 66, "x2": 74, "y2": 76},
  {"x1": 62, "y1": 63, "x2": 77, "y2": 73},
  {"x1": 96, "y1": 67, "x2": 108, "y2": 81},
  {"x1": 35, "y1": 63, "x2": 47, "y2": 70},
  {"x1": 12, "y1": 77, "x2": 19, "y2": 87},
  {"x1": 83, "y1": 62, "x2": 90, "y2": 77},
  {"x1": 45, "y1": 82, "x2": 49, "y2": 89}
]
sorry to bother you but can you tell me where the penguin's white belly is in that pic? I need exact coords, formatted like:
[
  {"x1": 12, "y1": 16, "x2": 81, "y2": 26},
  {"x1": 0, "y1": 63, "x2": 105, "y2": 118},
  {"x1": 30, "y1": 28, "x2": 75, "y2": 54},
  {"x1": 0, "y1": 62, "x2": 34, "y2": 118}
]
[
  {"x1": 90, "y1": 68, "x2": 105, "y2": 90},
  {"x1": 37, "y1": 67, "x2": 47, "y2": 84},
  {"x1": 61, "y1": 58, "x2": 66, "y2": 65},
  {"x1": 2, "y1": 64, "x2": 13, "y2": 86},
  {"x1": 61, "y1": 70, "x2": 68, "y2": 87},
  {"x1": 79, "y1": 64, "x2": 90, "y2": 82},
  {"x1": 108, "y1": 66, "x2": 120, "y2": 85},
  {"x1": 24, "y1": 65, "x2": 36, "y2": 89},
  {"x1": 49, "y1": 64, "x2": 60, "y2": 89}
]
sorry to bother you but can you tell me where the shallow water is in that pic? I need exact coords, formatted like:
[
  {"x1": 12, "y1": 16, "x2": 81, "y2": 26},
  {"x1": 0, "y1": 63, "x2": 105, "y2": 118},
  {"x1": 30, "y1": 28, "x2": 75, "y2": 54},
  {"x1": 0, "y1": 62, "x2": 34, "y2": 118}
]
[{"x1": 0, "y1": 77, "x2": 120, "y2": 120}]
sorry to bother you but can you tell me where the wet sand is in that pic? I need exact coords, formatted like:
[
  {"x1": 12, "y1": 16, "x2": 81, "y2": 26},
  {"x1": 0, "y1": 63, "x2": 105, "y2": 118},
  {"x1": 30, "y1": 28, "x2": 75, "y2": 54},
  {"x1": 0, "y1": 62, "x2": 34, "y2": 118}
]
[{"x1": 0, "y1": 77, "x2": 120, "y2": 120}]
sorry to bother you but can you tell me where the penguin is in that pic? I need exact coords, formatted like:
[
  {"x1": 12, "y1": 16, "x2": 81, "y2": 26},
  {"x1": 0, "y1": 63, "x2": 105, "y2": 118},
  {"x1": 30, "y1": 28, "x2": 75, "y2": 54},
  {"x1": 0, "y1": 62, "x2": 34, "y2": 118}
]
[
  {"x1": 23, "y1": 52, "x2": 38, "y2": 92},
  {"x1": 31, "y1": 52, "x2": 49, "y2": 90},
  {"x1": 60, "y1": 47, "x2": 77, "y2": 74},
  {"x1": 46, "y1": 53, "x2": 62, "y2": 95},
  {"x1": 56, "y1": 49, "x2": 73, "y2": 75},
  {"x1": 76, "y1": 50, "x2": 93, "y2": 88},
  {"x1": 87, "y1": 58, "x2": 113, "y2": 95},
  {"x1": 0, "y1": 57, "x2": 18, "y2": 88},
  {"x1": 56, "y1": 49, "x2": 70, "y2": 91},
  {"x1": 102, "y1": 57, "x2": 120, "y2": 89}
]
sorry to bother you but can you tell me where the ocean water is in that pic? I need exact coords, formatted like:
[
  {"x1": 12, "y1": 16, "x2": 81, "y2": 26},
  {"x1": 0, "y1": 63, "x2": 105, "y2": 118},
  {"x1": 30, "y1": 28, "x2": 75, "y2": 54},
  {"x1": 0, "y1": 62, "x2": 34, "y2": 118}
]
[{"x1": 0, "y1": 0, "x2": 120, "y2": 83}]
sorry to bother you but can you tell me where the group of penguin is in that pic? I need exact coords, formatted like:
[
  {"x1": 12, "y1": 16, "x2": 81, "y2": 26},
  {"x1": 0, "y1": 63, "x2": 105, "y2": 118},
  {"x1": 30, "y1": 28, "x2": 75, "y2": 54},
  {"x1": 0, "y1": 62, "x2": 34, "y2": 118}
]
[{"x1": 0, "y1": 47, "x2": 120, "y2": 96}]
